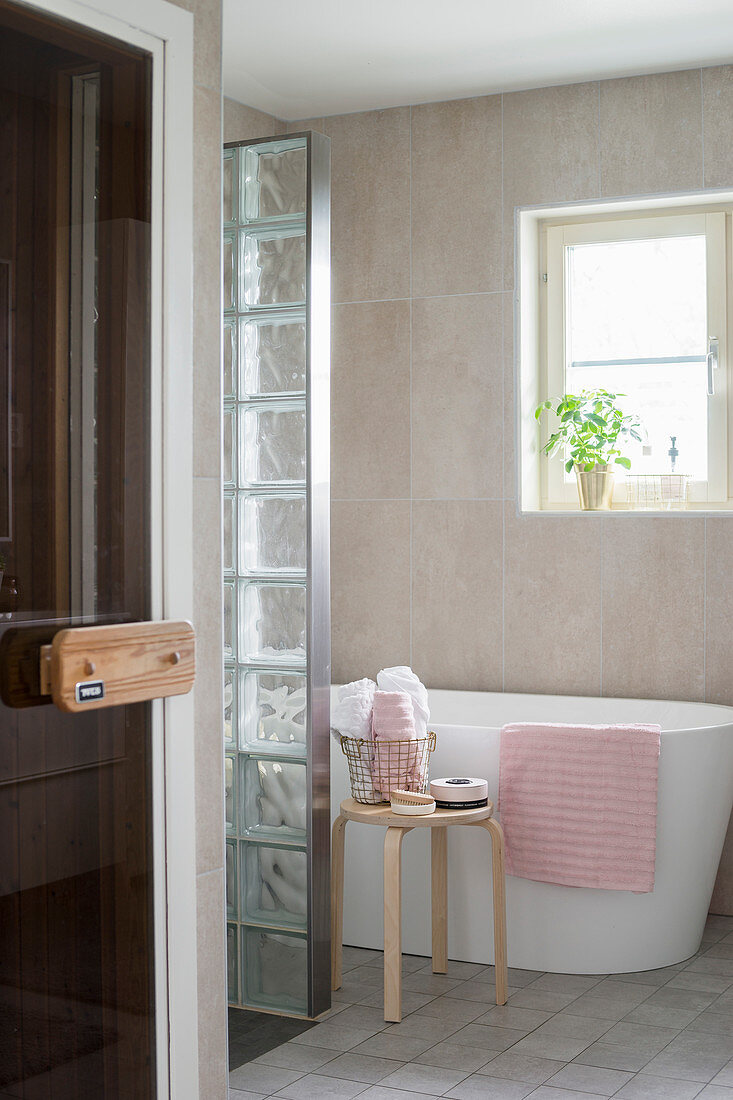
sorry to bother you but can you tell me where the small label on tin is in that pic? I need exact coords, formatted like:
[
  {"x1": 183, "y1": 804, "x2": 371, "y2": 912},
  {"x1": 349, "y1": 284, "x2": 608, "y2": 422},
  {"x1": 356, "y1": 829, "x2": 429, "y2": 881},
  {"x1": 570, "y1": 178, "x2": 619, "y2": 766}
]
[{"x1": 75, "y1": 680, "x2": 105, "y2": 703}]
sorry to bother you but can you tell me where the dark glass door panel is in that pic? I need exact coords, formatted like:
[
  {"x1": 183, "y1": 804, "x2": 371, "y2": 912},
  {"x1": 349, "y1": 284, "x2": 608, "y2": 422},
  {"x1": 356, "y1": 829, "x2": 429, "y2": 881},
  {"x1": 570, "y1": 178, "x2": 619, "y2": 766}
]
[{"x1": 0, "y1": 3, "x2": 154, "y2": 1096}]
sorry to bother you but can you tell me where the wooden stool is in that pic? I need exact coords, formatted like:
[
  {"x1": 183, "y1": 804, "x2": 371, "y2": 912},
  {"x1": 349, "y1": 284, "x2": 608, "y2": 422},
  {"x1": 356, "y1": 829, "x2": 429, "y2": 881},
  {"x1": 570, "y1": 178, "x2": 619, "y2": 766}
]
[{"x1": 331, "y1": 797, "x2": 508, "y2": 1022}]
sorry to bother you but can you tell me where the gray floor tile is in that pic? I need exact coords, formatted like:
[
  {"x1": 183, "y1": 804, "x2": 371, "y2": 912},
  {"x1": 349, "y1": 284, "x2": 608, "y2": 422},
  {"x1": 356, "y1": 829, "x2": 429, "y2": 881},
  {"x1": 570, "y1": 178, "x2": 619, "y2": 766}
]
[
  {"x1": 229, "y1": 1064, "x2": 305, "y2": 1093},
  {"x1": 478, "y1": 1053, "x2": 566, "y2": 1084},
  {"x1": 343, "y1": 947, "x2": 385, "y2": 969},
  {"x1": 448, "y1": 1024, "x2": 528, "y2": 1052},
  {"x1": 701, "y1": 946, "x2": 733, "y2": 961},
  {"x1": 415, "y1": 1041, "x2": 495, "y2": 1072},
  {"x1": 415, "y1": 960, "x2": 489, "y2": 981},
  {"x1": 545, "y1": 1063, "x2": 634, "y2": 1094},
  {"x1": 667, "y1": 974, "x2": 733, "y2": 995},
  {"x1": 253, "y1": 1043, "x2": 341, "y2": 1071},
  {"x1": 598, "y1": 1022, "x2": 680, "y2": 1054},
  {"x1": 695, "y1": 1089, "x2": 733, "y2": 1100},
  {"x1": 228, "y1": 1091, "x2": 267, "y2": 1100},
  {"x1": 624, "y1": 1004, "x2": 703, "y2": 1029},
  {"x1": 477, "y1": 1007, "x2": 553, "y2": 1032},
  {"x1": 402, "y1": 973, "x2": 467, "y2": 996},
  {"x1": 509, "y1": 990, "x2": 580, "y2": 1013},
  {"x1": 606, "y1": 967, "x2": 683, "y2": 988},
  {"x1": 504, "y1": 1032, "x2": 593, "y2": 1061},
  {"x1": 445, "y1": 1075, "x2": 535, "y2": 1100},
  {"x1": 348, "y1": 966, "x2": 390, "y2": 988},
  {"x1": 329, "y1": 1006, "x2": 391, "y2": 1034},
  {"x1": 358, "y1": 1089, "x2": 439, "y2": 1100},
  {"x1": 417, "y1": 997, "x2": 491, "y2": 1024},
  {"x1": 712, "y1": 1063, "x2": 733, "y2": 1087},
  {"x1": 357, "y1": 990, "x2": 434, "y2": 1014},
  {"x1": 317, "y1": 1053, "x2": 406, "y2": 1084},
  {"x1": 529, "y1": 1017, "x2": 612, "y2": 1043},
  {"x1": 458, "y1": 980, "x2": 514, "y2": 1005},
  {"x1": 642, "y1": 1050, "x2": 729, "y2": 1083},
  {"x1": 275, "y1": 1072, "x2": 370, "y2": 1099},
  {"x1": 527, "y1": 974, "x2": 603, "y2": 995},
  {"x1": 641, "y1": 988, "x2": 718, "y2": 1013},
  {"x1": 565, "y1": 982, "x2": 656, "y2": 1021},
  {"x1": 710, "y1": 991, "x2": 733, "y2": 1014},
  {"x1": 384, "y1": 1017, "x2": 466, "y2": 1042},
  {"x1": 684, "y1": 958, "x2": 733, "y2": 979},
  {"x1": 364, "y1": 954, "x2": 430, "y2": 975},
  {"x1": 378, "y1": 1062, "x2": 469, "y2": 1094},
  {"x1": 351, "y1": 1035, "x2": 435, "y2": 1062},
  {"x1": 613, "y1": 1074, "x2": 704, "y2": 1100},
  {"x1": 507, "y1": 970, "x2": 547, "y2": 988},
  {"x1": 527, "y1": 1087, "x2": 610, "y2": 1100},
  {"x1": 291, "y1": 1025, "x2": 379, "y2": 1051},
  {"x1": 357, "y1": 1088, "x2": 439, "y2": 1100},
  {"x1": 685, "y1": 1010, "x2": 733, "y2": 1037},
  {"x1": 572, "y1": 1044, "x2": 653, "y2": 1073}
]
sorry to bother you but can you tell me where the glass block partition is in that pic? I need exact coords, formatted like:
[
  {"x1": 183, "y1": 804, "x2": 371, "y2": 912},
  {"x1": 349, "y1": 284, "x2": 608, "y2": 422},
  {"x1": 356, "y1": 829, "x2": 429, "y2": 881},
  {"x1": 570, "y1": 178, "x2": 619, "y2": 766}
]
[{"x1": 223, "y1": 133, "x2": 331, "y2": 1018}]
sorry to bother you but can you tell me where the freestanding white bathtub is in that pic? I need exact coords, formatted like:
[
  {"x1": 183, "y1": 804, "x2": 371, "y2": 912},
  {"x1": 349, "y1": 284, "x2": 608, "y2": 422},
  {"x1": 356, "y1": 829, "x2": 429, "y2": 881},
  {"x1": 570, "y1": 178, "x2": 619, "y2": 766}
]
[{"x1": 330, "y1": 688, "x2": 733, "y2": 974}]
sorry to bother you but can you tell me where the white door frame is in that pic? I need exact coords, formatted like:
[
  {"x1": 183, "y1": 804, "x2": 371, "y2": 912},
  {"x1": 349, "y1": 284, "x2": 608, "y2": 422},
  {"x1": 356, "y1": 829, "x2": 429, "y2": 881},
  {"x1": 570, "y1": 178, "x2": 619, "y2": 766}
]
[{"x1": 15, "y1": 0, "x2": 198, "y2": 1095}]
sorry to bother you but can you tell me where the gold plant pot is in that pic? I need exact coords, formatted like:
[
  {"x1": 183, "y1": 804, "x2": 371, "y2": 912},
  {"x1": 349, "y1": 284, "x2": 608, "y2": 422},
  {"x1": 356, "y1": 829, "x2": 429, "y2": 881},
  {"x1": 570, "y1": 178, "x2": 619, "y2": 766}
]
[{"x1": 574, "y1": 464, "x2": 614, "y2": 511}]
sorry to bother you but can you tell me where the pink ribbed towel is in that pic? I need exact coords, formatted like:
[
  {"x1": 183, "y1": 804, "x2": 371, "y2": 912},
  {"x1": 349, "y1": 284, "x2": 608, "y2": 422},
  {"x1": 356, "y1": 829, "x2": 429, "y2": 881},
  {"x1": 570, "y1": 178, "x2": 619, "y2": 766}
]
[
  {"x1": 499, "y1": 723, "x2": 661, "y2": 892},
  {"x1": 371, "y1": 690, "x2": 418, "y2": 795}
]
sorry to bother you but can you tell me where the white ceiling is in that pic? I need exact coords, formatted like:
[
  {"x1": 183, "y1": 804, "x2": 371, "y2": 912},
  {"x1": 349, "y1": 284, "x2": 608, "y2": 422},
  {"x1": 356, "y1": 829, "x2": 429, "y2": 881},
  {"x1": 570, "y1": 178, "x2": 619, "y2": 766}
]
[{"x1": 222, "y1": 0, "x2": 733, "y2": 121}]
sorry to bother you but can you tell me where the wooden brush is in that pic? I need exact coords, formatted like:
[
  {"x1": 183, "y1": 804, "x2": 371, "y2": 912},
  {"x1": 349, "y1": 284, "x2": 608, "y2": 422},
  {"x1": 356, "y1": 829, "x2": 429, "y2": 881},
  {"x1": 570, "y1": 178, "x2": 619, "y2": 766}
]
[{"x1": 390, "y1": 790, "x2": 436, "y2": 816}]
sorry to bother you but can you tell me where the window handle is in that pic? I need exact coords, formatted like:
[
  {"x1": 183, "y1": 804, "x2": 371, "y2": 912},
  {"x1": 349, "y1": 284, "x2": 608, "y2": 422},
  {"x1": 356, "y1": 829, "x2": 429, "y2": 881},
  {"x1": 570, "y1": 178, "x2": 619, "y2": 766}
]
[{"x1": 707, "y1": 337, "x2": 719, "y2": 396}]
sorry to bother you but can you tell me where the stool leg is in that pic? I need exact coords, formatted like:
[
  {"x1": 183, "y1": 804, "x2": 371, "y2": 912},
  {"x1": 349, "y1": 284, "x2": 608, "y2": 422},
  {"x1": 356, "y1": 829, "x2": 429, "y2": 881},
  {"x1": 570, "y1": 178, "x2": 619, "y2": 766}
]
[
  {"x1": 431, "y1": 827, "x2": 448, "y2": 974},
  {"x1": 483, "y1": 818, "x2": 508, "y2": 1005},
  {"x1": 331, "y1": 814, "x2": 348, "y2": 991},
  {"x1": 384, "y1": 826, "x2": 411, "y2": 1022}
]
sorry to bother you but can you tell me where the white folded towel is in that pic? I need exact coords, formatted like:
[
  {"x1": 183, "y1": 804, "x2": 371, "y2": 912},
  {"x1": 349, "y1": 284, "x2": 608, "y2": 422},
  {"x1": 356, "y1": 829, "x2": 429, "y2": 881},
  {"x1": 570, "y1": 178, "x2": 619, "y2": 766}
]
[
  {"x1": 377, "y1": 666, "x2": 429, "y2": 740},
  {"x1": 331, "y1": 678, "x2": 376, "y2": 743}
]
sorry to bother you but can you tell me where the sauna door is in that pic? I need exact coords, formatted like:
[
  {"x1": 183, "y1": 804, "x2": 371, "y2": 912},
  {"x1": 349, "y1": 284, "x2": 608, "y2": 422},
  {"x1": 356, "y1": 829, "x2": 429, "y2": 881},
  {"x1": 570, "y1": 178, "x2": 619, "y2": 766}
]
[{"x1": 0, "y1": 3, "x2": 158, "y2": 1095}]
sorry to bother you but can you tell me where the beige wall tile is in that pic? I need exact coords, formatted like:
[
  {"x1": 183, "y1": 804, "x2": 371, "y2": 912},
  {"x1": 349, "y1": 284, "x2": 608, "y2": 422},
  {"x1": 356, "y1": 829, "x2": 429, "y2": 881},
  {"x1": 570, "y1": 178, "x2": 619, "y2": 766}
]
[
  {"x1": 412, "y1": 293, "x2": 503, "y2": 499},
  {"x1": 331, "y1": 300, "x2": 410, "y2": 499},
  {"x1": 602, "y1": 517, "x2": 705, "y2": 700},
  {"x1": 194, "y1": 86, "x2": 224, "y2": 479},
  {"x1": 331, "y1": 501, "x2": 411, "y2": 682},
  {"x1": 194, "y1": 477, "x2": 225, "y2": 875},
  {"x1": 411, "y1": 96, "x2": 502, "y2": 297},
  {"x1": 287, "y1": 118, "x2": 326, "y2": 134},
  {"x1": 705, "y1": 518, "x2": 733, "y2": 704},
  {"x1": 193, "y1": 0, "x2": 221, "y2": 91},
  {"x1": 702, "y1": 65, "x2": 733, "y2": 188},
  {"x1": 196, "y1": 869, "x2": 228, "y2": 1100},
  {"x1": 503, "y1": 82, "x2": 600, "y2": 288},
  {"x1": 323, "y1": 108, "x2": 410, "y2": 303},
  {"x1": 502, "y1": 292, "x2": 516, "y2": 501},
  {"x1": 504, "y1": 505, "x2": 602, "y2": 695},
  {"x1": 223, "y1": 96, "x2": 284, "y2": 143},
  {"x1": 412, "y1": 501, "x2": 503, "y2": 689},
  {"x1": 600, "y1": 70, "x2": 702, "y2": 196}
]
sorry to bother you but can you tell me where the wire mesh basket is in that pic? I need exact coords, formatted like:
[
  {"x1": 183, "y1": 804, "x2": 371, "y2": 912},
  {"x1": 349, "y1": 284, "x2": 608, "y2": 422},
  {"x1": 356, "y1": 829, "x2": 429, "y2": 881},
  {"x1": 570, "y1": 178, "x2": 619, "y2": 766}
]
[
  {"x1": 339, "y1": 732, "x2": 437, "y2": 805},
  {"x1": 625, "y1": 474, "x2": 690, "y2": 510}
]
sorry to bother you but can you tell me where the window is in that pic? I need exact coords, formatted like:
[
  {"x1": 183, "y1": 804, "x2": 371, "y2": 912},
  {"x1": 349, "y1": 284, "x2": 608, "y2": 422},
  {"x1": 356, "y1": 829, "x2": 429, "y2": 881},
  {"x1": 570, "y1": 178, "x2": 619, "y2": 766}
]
[{"x1": 518, "y1": 199, "x2": 732, "y2": 511}]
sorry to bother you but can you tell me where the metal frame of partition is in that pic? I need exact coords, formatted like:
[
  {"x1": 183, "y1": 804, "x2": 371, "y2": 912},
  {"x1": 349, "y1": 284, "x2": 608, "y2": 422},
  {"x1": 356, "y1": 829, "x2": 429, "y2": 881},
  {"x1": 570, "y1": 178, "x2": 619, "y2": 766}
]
[{"x1": 222, "y1": 131, "x2": 331, "y2": 1019}]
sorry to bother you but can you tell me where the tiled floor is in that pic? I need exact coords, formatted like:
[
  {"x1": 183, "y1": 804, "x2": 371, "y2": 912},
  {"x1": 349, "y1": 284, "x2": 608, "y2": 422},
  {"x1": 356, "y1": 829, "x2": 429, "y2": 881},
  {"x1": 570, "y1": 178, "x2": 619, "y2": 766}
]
[
  {"x1": 228, "y1": 1007, "x2": 316, "y2": 1070},
  {"x1": 229, "y1": 915, "x2": 733, "y2": 1100}
]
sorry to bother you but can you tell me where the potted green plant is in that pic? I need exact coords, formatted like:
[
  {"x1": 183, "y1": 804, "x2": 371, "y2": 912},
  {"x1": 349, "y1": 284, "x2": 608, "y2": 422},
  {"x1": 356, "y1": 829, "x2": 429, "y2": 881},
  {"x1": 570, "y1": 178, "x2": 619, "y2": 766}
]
[{"x1": 535, "y1": 389, "x2": 643, "y2": 510}]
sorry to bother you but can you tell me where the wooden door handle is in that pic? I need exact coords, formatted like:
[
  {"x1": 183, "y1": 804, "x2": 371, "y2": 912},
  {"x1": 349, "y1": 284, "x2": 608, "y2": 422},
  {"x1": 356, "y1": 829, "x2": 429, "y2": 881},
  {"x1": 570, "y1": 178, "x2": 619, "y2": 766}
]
[{"x1": 39, "y1": 620, "x2": 195, "y2": 712}]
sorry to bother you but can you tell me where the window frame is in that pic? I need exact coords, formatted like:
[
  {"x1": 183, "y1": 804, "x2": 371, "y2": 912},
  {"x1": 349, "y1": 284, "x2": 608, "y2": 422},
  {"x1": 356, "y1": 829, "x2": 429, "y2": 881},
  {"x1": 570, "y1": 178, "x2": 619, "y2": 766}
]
[{"x1": 517, "y1": 194, "x2": 733, "y2": 514}]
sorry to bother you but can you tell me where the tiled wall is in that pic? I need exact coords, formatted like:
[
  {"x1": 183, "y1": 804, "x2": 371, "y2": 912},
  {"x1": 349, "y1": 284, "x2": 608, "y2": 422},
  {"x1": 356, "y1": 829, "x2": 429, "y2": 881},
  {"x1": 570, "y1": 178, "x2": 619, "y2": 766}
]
[{"x1": 278, "y1": 68, "x2": 733, "y2": 914}]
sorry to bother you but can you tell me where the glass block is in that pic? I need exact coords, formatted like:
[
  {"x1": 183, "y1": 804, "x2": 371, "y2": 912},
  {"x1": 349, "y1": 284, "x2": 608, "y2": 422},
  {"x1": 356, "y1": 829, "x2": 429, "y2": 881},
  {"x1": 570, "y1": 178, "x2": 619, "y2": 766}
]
[
  {"x1": 240, "y1": 312, "x2": 306, "y2": 398},
  {"x1": 225, "y1": 753, "x2": 237, "y2": 836},
  {"x1": 223, "y1": 319, "x2": 237, "y2": 399},
  {"x1": 239, "y1": 226, "x2": 306, "y2": 311},
  {"x1": 224, "y1": 666, "x2": 236, "y2": 750},
  {"x1": 239, "y1": 582, "x2": 306, "y2": 666},
  {"x1": 239, "y1": 493, "x2": 306, "y2": 576},
  {"x1": 227, "y1": 923, "x2": 239, "y2": 1004},
  {"x1": 239, "y1": 401, "x2": 306, "y2": 487},
  {"x1": 242, "y1": 138, "x2": 307, "y2": 225},
  {"x1": 223, "y1": 491, "x2": 236, "y2": 576},
  {"x1": 223, "y1": 231, "x2": 237, "y2": 312},
  {"x1": 240, "y1": 670, "x2": 307, "y2": 754},
  {"x1": 223, "y1": 149, "x2": 237, "y2": 226},
  {"x1": 226, "y1": 837, "x2": 238, "y2": 919},
  {"x1": 243, "y1": 928, "x2": 308, "y2": 1014},
  {"x1": 224, "y1": 580, "x2": 236, "y2": 661},
  {"x1": 240, "y1": 755, "x2": 306, "y2": 840},
  {"x1": 223, "y1": 406, "x2": 236, "y2": 487},
  {"x1": 241, "y1": 841, "x2": 307, "y2": 930}
]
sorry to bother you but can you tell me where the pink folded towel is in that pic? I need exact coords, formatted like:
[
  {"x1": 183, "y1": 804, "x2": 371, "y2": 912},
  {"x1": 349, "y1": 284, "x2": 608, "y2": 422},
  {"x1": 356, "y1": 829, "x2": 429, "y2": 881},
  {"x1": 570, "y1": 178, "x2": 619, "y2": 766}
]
[
  {"x1": 371, "y1": 690, "x2": 418, "y2": 795},
  {"x1": 499, "y1": 722, "x2": 661, "y2": 892}
]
